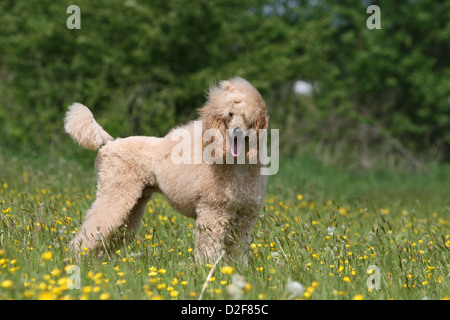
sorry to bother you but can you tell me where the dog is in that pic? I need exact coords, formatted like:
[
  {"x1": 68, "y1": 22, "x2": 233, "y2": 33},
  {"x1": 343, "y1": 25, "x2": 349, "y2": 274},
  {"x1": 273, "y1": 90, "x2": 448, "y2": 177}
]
[{"x1": 64, "y1": 77, "x2": 269, "y2": 262}]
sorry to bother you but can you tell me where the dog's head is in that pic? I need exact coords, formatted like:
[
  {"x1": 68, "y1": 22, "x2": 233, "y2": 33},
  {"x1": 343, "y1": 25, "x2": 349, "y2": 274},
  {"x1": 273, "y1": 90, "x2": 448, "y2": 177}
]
[{"x1": 198, "y1": 77, "x2": 268, "y2": 162}]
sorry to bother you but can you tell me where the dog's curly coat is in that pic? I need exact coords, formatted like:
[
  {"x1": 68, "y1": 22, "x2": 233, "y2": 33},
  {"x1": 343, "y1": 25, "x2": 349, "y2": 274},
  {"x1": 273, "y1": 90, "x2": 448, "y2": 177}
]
[{"x1": 65, "y1": 77, "x2": 268, "y2": 262}]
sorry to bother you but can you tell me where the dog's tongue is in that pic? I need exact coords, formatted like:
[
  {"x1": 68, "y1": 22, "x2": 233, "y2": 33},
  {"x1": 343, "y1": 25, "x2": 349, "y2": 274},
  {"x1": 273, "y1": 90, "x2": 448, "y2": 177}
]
[{"x1": 232, "y1": 137, "x2": 243, "y2": 157}]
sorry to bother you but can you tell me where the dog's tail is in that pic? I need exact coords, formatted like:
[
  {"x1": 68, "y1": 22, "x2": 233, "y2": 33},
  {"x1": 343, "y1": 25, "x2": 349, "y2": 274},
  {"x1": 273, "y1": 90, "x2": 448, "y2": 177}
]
[{"x1": 64, "y1": 103, "x2": 114, "y2": 150}]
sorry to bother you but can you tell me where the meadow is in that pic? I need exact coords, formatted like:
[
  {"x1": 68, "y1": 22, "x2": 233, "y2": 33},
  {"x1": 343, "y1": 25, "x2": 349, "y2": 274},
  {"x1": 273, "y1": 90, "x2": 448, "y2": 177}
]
[{"x1": 0, "y1": 152, "x2": 449, "y2": 300}]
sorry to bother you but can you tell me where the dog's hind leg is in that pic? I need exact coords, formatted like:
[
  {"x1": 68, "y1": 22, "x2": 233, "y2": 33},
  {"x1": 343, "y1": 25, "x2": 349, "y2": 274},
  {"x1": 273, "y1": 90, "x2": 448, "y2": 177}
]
[
  {"x1": 127, "y1": 186, "x2": 154, "y2": 232},
  {"x1": 71, "y1": 187, "x2": 142, "y2": 257},
  {"x1": 71, "y1": 170, "x2": 151, "y2": 259}
]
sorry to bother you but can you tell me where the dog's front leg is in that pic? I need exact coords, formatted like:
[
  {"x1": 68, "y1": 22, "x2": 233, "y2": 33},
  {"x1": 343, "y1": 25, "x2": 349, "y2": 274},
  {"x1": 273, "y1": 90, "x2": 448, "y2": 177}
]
[
  {"x1": 194, "y1": 211, "x2": 230, "y2": 264},
  {"x1": 194, "y1": 209, "x2": 256, "y2": 264}
]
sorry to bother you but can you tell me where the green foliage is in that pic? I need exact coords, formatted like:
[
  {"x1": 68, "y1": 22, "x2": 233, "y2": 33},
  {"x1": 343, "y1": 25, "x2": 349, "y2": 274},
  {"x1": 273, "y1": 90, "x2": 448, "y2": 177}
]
[
  {"x1": 0, "y1": 0, "x2": 449, "y2": 165},
  {"x1": 314, "y1": 1, "x2": 450, "y2": 163}
]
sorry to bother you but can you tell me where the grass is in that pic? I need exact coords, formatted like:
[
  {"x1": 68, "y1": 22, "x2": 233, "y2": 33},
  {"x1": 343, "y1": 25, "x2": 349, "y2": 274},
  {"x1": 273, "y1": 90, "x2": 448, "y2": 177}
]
[{"x1": 0, "y1": 152, "x2": 449, "y2": 300}]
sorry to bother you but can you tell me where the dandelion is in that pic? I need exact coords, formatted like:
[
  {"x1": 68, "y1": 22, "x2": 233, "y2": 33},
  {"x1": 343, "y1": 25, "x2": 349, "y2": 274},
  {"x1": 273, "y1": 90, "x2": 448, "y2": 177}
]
[
  {"x1": 2, "y1": 207, "x2": 11, "y2": 214},
  {"x1": 157, "y1": 283, "x2": 167, "y2": 290},
  {"x1": 306, "y1": 286, "x2": 315, "y2": 294},
  {"x1": 38, "y1": 291, "x2": 56, "y2": 300},
  {"x1": 51, "y1": 268, "x2": 62, "y2": 277},
  {"x1": 227, "y1": 274, "x2": 246, "y2": 299},
  {"x1": 24, "y1": 290, "x2": 35, "y2": 298},
  {"x1": 286, "y1": 280, "x2": 304, "y2": 299},
  {"x1": 41, "y1": 251, "x2": 53, "y2": 261},
  {"x1": 221, "y1": 266, "x2": 234, "y2": 275},
  {"x1": 343, "y1": 276, "x2": 351, "y2": 283},
  {"x1": 82, "y1": 286, "x2": 93, "y2": 294},
  {"x1": 99, "y1": 293, "x2": 110, "y2": 300},
  {"x1": 170, "y1": 290, "x2": 179, "y2": 298},
  {"x1": 353, "y1": 294, "x2": 364, "y2": 300},
  {"x1": 1, "y1": 280, "x2": 13, "y2": 289}
]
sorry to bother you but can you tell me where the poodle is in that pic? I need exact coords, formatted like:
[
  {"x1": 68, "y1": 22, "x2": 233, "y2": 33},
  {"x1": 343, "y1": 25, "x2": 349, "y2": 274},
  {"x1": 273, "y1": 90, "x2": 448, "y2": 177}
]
[{"x1": 64, "y1": 77, "x2": 269, "y2": 262}]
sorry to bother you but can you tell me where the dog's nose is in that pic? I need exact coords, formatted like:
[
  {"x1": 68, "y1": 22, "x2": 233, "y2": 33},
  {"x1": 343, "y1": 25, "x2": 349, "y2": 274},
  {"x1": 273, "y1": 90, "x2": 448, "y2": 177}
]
[{"x1": 233, "y1": 128, "x2": 243, "y2": 137}]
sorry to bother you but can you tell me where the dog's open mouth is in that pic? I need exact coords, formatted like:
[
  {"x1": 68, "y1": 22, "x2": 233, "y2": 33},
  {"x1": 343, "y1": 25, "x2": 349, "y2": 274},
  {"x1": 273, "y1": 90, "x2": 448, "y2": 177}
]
[{"x1": 231, "y1": 136, "x2": 243, "y2": 157}]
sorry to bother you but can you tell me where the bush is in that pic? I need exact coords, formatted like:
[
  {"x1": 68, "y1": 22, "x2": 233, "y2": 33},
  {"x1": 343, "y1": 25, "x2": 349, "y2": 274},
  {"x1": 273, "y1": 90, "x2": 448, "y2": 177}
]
[{"x1": 0, "y1": 0, "x2": 448, "y2": 166}]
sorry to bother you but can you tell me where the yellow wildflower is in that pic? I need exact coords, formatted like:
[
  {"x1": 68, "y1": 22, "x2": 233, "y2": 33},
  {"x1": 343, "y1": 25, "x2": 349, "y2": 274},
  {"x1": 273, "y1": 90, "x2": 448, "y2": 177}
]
[
  {"x1": 41, "y1": 251, "x2": 53, "y2": 261},
  {"x1": 1, "y1": 280, "x2": 13, "y2": 289},
  {"x1": 99, "y1": 293, "x2": 110, "y2": 300},
  {"x1": 221, "y1": 266, "x2": 234, "y2": 275}
]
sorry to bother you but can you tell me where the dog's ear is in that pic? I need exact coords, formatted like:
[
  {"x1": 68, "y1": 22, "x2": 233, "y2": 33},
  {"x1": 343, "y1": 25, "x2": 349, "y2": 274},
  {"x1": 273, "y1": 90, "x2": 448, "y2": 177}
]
[
  {"x1": 247, "y1": 109, "x2": 269, "y2": 161},
  {"x1": 198, "y1": 105, "x2": 227, "y2": 159},
  {"x1": 254, "y1": 109, "x2": 269, "y2": 131},
  {"x1": 198, "y1": 105, "x2": 226, "y2": 132}
]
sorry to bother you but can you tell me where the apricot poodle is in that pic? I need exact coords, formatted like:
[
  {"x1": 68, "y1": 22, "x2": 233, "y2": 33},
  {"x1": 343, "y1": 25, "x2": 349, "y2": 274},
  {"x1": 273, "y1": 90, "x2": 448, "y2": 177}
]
[{"x1": 64, "y1": 77, "x2": 269, "y2": 262}]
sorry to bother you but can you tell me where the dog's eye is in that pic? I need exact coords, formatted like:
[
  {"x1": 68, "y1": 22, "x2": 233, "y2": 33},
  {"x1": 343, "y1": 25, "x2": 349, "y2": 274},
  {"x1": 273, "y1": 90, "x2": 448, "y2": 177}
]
[{"x1": 228, "y1": 112, "x2": 233, "y2": 118}]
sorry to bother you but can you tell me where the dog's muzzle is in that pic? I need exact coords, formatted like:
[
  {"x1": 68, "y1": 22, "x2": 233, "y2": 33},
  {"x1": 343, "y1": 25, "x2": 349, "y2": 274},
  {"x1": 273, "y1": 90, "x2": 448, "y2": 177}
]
[{"x1": 229, "y1": 128, "x2": 244, "y2": 157}]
